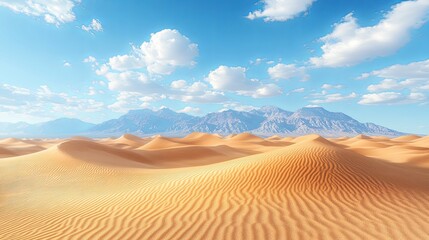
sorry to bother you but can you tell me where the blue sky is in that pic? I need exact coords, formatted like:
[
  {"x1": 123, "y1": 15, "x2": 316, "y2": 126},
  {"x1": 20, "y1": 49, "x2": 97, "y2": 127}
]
[{"x1": 0, "y1": 0, "x2": 428, "y2": 134}]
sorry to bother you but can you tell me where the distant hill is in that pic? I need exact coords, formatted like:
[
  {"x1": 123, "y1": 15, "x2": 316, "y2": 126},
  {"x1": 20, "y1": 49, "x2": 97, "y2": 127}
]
[
  {"x1": 0, "y1": 118, "x2": 95, "y2": 138},
  {"x1": 0, "y1": 107, "x2": 404, "y2": 138}
]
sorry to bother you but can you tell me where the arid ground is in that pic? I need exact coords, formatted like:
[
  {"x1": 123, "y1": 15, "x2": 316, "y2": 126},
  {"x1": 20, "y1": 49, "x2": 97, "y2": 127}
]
[{"x1": 1, "y1": 133, "x2": 429, "y2": 239}]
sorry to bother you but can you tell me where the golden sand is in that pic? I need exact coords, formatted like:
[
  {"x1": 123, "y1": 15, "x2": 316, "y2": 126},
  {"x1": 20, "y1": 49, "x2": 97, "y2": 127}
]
[{"x1": 1, "y1": 133, "x2": 428, "y2": 239}]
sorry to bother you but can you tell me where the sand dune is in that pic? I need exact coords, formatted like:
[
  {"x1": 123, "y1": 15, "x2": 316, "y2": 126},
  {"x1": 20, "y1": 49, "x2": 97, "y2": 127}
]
[
  {"x1": 0, "y1": 138, "x2": 47, "y2": 157},
  {"x1": 392, "y1": 134, "x2": 421, "y2": 142},
  {"x1": 229, "y1": 132, "x2": 264, "y2": 141},
  {"x1": 56, "y1": 139, "x2": 154, "y2": 168},
  {"x1": 1, "y1": 134, "x2": 428, "y2": 239},
  {"x1": 181, "y1": 132, "x2": 224, "y2": 145},
  {"x1": 139, "y1": 136, "x2": 189, "y2": 150},
  {"x1": 0, "y1": 146, "x2": 16, "y2": 158},
  {"x1": 265, "y1": 135, "x2": 282, "y2": 141}
]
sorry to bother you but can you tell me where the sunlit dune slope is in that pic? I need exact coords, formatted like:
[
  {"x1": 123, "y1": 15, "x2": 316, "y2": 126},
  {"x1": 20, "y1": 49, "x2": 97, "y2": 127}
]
[{"x1": 0, "y1": 134, "x2": 428, "y2": 239}]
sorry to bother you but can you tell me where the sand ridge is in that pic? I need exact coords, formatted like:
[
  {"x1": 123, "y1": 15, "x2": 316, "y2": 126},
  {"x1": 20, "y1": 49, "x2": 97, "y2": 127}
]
[{"x1": 1, "y1": 133, "x2": 429, "y2": 239}]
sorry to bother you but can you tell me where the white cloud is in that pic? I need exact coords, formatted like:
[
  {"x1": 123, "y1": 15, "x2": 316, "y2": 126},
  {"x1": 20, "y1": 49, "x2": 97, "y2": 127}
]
[
  {"x1": 0, "y1": 0, "x2": 79, "y2": 26},
  {"x1": 321, "y1": 84, "x2": 343, "y2": 90},
  {"x1": 363, "y1": 59, "x2": 429, "y2": 79},
  {"x1": 185, "y1": 82, "x2": 207, "y2": 93},
  {"x1": 0, "y1": 84, "x2": 104, "y2": 118},
  {"x1": 207, "y1": 65, "x2": 282, "y2": 98},
  {"x1": 311, "y1": 92, "x2": 357, "y2": 104},
  {"x1": 95, "y1": 64, "x2": 109, "y2": 76},
  {"x1": 291, "y1": 87, "x2": 305, "y2": 93},
  {"x1": 359, "y1": 92, "x2": 426, "y2": 105},
  {"x1": 170, "y1": 80, "x2": 187, "y2": 89},
  {"x1": 179, "y1": 91, "x2": 226, "y2": 103},
  {"x1": 207, "y1": 66, "x2": 254, "y2": 91},
  {"x1": 221, "y1": 102, "x2": 258, "y2": 112},
  {"x1": 108, "y1": 92, "x2": 146, "y2": 112},
  {"x1": 138, "y1": 29, "x2": 198, "y2": 75},
  {"x1": 104, "y1": 71, "x2": 164, "y2": 94},
  {"x1": 82, "y1": 19, "x2": 103, "y2": 33},
  {"x1": 305, "y1": 104, "x2": 320, "y2": 108},
  {"x1": 169, "y1": 80, "x2": 227, "y2": 103},
  {"x1": 367, "y1": 79, "x2": 405, "y2": 92},
  {"x1": 63, "y1": 61, "x2": 71, "y2": 67},
  {"x1": 171, "y1": 80, "x2": 208, "y2": 94},
  {"x1": 250, "y1": 58, "x2": 265, "y2": 65},
  {"x1": 178, "y1": 106, "x2": 201, "y2": 114},
  {"x1": 310, "y1": 0, "x2": 429, "y2": 67},
  {"x1": 247, "y1": 0, "x2": 315, "y2": 22},
  {"x1": 100, "y1": 29, "x2": 198, "y2": 76},
  {"x1": 268, "y1": 63, "x2": 309, "y2": 81},
  {"x1": 1, "y1": 84, "x2": 31, "y2": 95},
  {"x1": 108, "y1": 92, "x2": 167, "y2": 113},
  {"x1": 84, "y1": 56, "x2": 97, "y2": 64},
  {"x1": 88, "y1": 86, "x2": 103, "y2": 96},
  {"x1": 360, "y1": 59, "x2": 429, "y2": 96},
  {"x1": 242, "y1": 84, "x2": 282, "y2": 98},
  {"x1": 108, "y1": 55, "x2": 144, "y2": 71},
  {"x1": 83, "y1": 56, "x2": 99, "y2": 69}
]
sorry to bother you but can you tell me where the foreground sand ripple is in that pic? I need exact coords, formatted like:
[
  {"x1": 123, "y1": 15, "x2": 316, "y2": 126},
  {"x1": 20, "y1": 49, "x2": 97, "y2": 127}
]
[{"x1": 1, "y1": 134, "x2": 429, "y2": 239}]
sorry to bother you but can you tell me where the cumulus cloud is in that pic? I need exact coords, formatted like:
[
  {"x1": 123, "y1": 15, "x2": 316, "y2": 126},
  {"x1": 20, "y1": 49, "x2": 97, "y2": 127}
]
[
  {"x1": 358, "y1": 59, "x2": 429, "y2": 104},
  {"x1": 207, "y1": 66, "x2": 254, "y2": 91},
  {"x1": 311, "y1": 92, "x2": 357, "y2": 104},
  {"x1": 141, "y1": 29, "x2": 198, "y2": 74},
  {"x1": 311, "y1": 0, "x2": 429, "y2": 67},
  {"x1": 361, "y1": 59, "x2": 429, "y2": 92},
  {"x1": 108, "y1": 91, "x2": 162, "y2": 112},
  {"x1": 169, "y1": 80, "x2": 227, "y2": 103},
  {"x1": 207, "y1": 65, "x2": 282, "y2": 98},
  {"x1": 83, "y1": 56, "x2": 98, "y2": 69},
  {"x1": 170, "y1": 80, "x2": 187, "y2": 89},
  {"x1": 359, "y1": 92, "x2": 426, "y2": 105},
  {"x1": 108, "y1": 55, "x2": 144, "y2": 71},
  {"x1": 178, "y1": 106, "x2": 201, "y2": 114},
  {"x1": 268, "y1": 63, "x2": 309, "y2": 81},
  {"x1": 96, "y1": 64, "x2": 109, "y2": 76},
  {"x1": 84, "y1": 56, "x2": 97, "y2": 63},
  {"x1": 243, "y1": 84, "x2": 282, "y2": 98},
  {"x1": 0, "y1": 0, "x2": 79, "y2": 26},
  {"x1": 99, "y1": 29, "x2": 198, "y2": 76},
  {"x1": 247, "y1": 0, "x2": 315, "y2": 22},
  {"x1": 104, "y1": 71, "x2": 164, "y2": 94},
  {"x1": 82, "y1": 19, "x2": 103, "y2": 33}
]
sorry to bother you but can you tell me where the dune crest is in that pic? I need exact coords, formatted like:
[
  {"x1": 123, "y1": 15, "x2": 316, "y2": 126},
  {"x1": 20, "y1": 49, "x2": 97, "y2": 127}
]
[{"x1": 229, "y1": 132, "x2": 264, "y2": 141}]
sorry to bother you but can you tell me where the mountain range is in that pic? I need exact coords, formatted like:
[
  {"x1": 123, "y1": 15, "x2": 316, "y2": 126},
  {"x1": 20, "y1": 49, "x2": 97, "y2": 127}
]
[{"x1": 0, "y1": 106, "x2": 405, "y2": 138}]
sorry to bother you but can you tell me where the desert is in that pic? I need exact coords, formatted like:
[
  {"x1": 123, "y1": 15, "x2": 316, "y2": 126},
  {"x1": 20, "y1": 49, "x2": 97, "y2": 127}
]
[{"x1": 1, "y1": 133, "x2": 428, "y2": 239}]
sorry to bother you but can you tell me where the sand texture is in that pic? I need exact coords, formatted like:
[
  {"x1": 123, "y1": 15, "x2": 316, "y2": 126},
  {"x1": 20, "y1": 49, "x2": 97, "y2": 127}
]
[{"x1": 1, "y1": 133, "x2": 429, "y2": 239}]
